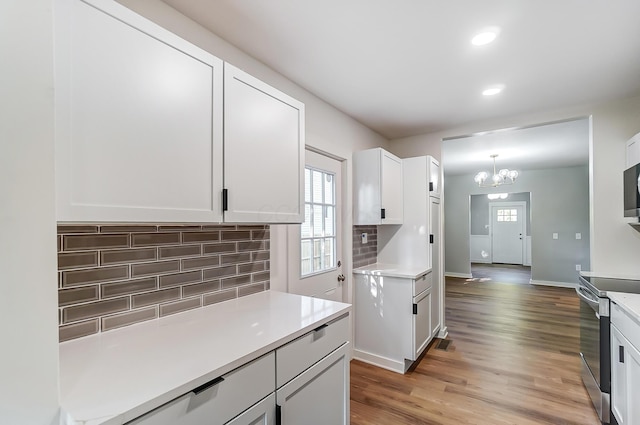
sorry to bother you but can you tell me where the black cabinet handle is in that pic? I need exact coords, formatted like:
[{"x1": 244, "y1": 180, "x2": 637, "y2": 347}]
[
  {"x1": 314, "y1": 323, "x2": 328, "y2": 332},
  {"x1": 276, "y1": 404, "x2": 282, "y2": 425},
  {"x1": 222, "y1": 189, "x2": 228, "y2": 211},
  {"x1": 620, "y1": 345, "x2": 625, "y2": 363},
  {"x1": 381, "y1": 208, "x2": 386, "y2": 219},
  {"x1": 192, "y1": 376, "x2": 224, "y2": 395},
  {"x1": 413, "y1": 303, "x2": 418, "y2": 315},
  {"x1": 429, "y1": 182, "x2": 434, "y2": 192}
]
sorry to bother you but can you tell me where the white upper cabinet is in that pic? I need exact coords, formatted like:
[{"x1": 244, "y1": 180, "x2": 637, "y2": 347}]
[
  {"x1": 223, "y1": 63, "x2": 304, "y2": 223},
  {"x1": 55, "y1": 0, "x2": 224, "y2": 223},
  {"x1": 428, "y1": 156, "x2": 441, "y2": 198},
  {"x1": 353, "y1": 148, "x2": 403, "y2": 225},
  {"x1": 627, "y1": 132, "x2": 640, "y2": 168},
  {"x1": 55, "y1": 0, "x2": 304, "y2": 224}
]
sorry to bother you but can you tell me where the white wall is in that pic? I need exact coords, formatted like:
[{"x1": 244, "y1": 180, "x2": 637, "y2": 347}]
[
  {"x1": 116, "y1": 0, "x2": 389, "y2": 301},
  {"x1": 445, "y1": 166, "x2": 590, "y2": 285},
  {"x1": 388, "y1": 94, "x2": 640, "y2": 279},
  {"x1": 0, "y1": 1, "x2": 61, "y2": 424}
]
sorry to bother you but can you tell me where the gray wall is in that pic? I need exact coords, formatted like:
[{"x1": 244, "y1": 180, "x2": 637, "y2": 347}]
[
  {"x1": 445, "y1": 165, "x2": 590, "y2": 284},
  {"x1": 470, "y1": 192, "x2": 531, "y2": 236}
]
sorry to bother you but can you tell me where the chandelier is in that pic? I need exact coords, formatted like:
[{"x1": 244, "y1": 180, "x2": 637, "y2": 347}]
[{"x1": 474, "y1": 154, "x2": 519, "y2": 187}]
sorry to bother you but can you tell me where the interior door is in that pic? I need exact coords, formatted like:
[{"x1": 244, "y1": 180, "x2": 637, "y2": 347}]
[
  {"x1": 490, "y1": 203, "x2": 525, "y2": 264},
  {"x1": 287, "y1": 150, "x2": 343, "y2": 301}
]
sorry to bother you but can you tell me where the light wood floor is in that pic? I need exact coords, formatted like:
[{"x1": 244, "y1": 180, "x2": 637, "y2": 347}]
[
  {"x1": 470, "y1": 263, "x2": 532, "y2": 285},
  {"x1": 350, "y1": 277, "x2": 600, "y2": 425}
]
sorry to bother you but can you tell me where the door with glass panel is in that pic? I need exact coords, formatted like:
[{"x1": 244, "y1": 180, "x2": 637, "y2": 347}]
[
  {"x1": 490, "y1": 203, "x2": 525, "y2": 265},
  {"x1": 287, "y1": 150, "x2": 343, "y2": 302}
]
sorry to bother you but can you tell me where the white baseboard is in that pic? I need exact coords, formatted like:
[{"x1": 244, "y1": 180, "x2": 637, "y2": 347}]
[
  {"x1": 470, "y1": 259, "x2": 491, "y2": 264},
  {"x1": 352, "y1": 349, "x2": 406, "y2": 374},
  {"x1": 445, "y1": 272, "x2": 473, "y2": 279},
  {"x1": 530, "y1": 279, "x2": 577, "y2": 289}
]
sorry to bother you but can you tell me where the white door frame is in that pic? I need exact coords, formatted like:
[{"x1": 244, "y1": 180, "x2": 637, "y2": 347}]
[{"x1": 488, "y1": 201, "x2": 527, "y2": 265}]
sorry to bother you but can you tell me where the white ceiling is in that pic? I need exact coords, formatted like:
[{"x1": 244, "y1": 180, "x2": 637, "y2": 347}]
[
  {"x1": 441, "y1": 118, "x2": 590, "y2": 175},
  {"x1": 163, "y1": 0, "x2": 640, "y2": 140}
]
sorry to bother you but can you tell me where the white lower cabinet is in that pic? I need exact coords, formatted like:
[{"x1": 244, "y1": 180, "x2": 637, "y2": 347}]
[
  {"x1": 127, "y1": 315, "x2": 350, "y2": 425},
  {"x1": 276, "y1": 343, "x2": 350, "y2": 425},
  {"x1": 354, "y1": 271, "x2": 433, "y2": 373},
  {"x1": 611, "y1": 302, "x2": 640, "y2": 425}
]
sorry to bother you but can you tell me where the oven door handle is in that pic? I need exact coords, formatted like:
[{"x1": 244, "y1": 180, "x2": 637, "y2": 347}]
[{"x1": 576, "y1": 286, "x2": 600, "y2": 310}]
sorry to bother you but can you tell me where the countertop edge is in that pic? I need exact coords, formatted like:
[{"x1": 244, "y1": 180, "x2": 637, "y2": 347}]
[
  {"x1": 353, "y1": 263, "x2": 431, "y2": 279},
  {"x1": 608, "y1": 291, "x2": 640, "y2": 325}
]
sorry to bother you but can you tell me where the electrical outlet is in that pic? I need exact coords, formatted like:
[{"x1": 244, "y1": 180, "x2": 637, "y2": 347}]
[
  {"x1": 576, "y1": 233, "x2": 582, "y2": 240},
  {"x1": 576, "y1": 264, "x2": 581, "y2": 271},
  {"x1": 361, "y1": 233, "x2": 368, "y2": 244},
  {"x1": 553, "y1": 233, "x2": 559, "y2": 240}
]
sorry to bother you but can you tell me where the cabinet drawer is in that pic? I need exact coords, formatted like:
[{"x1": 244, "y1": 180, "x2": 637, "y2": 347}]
[
  {"x1": 276, "y1": 314, "x2": 349, "y2": 388},
  {"x1": 128, "y1": 352, "x2": 275, "y2": 425},
  {"x1": 612, "y1": 302, "x2": 640, "y2": 351},
  {"x1": 414, "y1": 272, "x2": 432, "y2": 296}
]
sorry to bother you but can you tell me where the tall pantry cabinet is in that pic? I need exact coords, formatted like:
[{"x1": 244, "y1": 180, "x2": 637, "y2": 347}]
[{"x1": 377, "y1": 155, "x2": 443, "y2": 338}]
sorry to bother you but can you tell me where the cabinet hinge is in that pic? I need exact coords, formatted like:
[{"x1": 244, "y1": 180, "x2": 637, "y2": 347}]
[
  {"x1": 381, "y1": 208, "x2": 386, "y2": 219},
  {"x1": 429, "y1": 234, "x2": 434, "y2": 244},
  {"x1": 222, "y1": 189, "x2": 228, "y2": 212},
  {"x1": 620, "y1": 345, "x2": 625, "y2": 363},
  {"x1": 276, "y1": 404, "x2": 282, "y2": 425},
  {"x1": 429, "y1": 182, "x2": 434, "y2": 192},
  {"x1": 413, "y1": 303, "x2": 418, "y2": 315}
]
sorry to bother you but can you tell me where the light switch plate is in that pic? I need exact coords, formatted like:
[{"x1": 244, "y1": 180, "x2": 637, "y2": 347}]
[
  {"x1": 361, "y1": 233, "x2": 368, "y2": 244},
  {"x1": 553, "y1": 233, "x2": 559, "y2": 240},
  {"x1": 576, "y1": 233, "x2": 582, "y2": 240}
]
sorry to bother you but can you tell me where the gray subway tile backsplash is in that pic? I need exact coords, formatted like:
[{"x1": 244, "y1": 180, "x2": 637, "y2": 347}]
[
  {"x1": 353, "y1": 225, "x2": 377, "y2": 268},
  {"x1": 159, "y1": 297, "x2": 202, "y2": 317},
  {"x1": 58, "y1": 224, "x2": 270, "y2": 342},
  {"x1": 100, "y1": 248, "x2": 157, "y2": 265}
]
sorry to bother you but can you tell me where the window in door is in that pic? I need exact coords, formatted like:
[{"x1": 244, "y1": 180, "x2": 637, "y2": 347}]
[
  {"x1": 497, "y1": 208, "x2": 518, "y2": 222},
  {"x1": 301, "y1": 167, "x2": 336, "y2": 276}
]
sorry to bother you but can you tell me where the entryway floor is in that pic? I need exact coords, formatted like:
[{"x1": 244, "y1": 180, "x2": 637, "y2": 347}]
[{"x1": 470, "y1": 262, "x2": 531, "y2": 285}]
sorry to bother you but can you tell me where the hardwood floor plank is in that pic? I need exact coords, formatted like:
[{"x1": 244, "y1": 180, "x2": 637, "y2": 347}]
[{"x1": 350, "y1": 277, "x2": 600, "y2": 425}]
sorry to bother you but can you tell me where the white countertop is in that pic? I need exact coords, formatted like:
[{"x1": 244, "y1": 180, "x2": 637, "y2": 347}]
[
  {"x1": 353, "y1": 263, "x2": 431, "y2": 279},
  {"x1": 608, "y1": 291, "x2": 640, "y2": 324},
  {"x1": 59, "y1": 290, "x2": 351, "y2": 425}
]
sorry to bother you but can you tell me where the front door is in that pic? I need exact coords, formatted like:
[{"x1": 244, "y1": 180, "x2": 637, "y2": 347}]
[
  {"x1": 490, "y1": 203, "x2": 525, "y2": 264},
  {"x1": 287, "y1": 150, "x2": 343, "y2": 301}
]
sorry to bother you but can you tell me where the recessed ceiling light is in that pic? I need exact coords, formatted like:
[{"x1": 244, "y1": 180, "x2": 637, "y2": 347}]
[
  {"x1": 472, "y1": 28, "x2": 500, "y2": 46},
  {"x1": 482, "y1": 86, "x2": 504, "y2": 96}
]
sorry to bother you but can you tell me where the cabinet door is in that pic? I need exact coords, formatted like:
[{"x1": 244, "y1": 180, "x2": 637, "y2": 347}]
[
  {"x1": 226, "y1": 394, "x2": 275, "y2": 425},
  {"x1": 429, "y1": 196, "x2": 441, "y2": 337},
  {"x1": 276, "y1": 343, "x2": 349, "y2": 425},
  {"x1": 428, "y1": 156, "x2": 441, "y2": 198},
  {"x1": 612, "y1": 324, "x2": 627, "y2": 424},
  {"x1": 381, "y1": 150, "x2": 403, "y2": 224},
  {"x1": 55, "y1": 0, "x2": 223, "y2": 222},
  {"x1": 612, "y1": 323, "x2": 640, "y2": 425},
  {"x1": 627, "y1": 133, "x2": 640, "y2": 168},
  {"x1": 224, "y1": 63, "x2": 304, "y2": 223},
  {"x1": 627, "y1": 339, "x2": 640, "y2": 425},
  {"x1": 412, "y1": 289, "x2": 431, "y2": 360}
]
